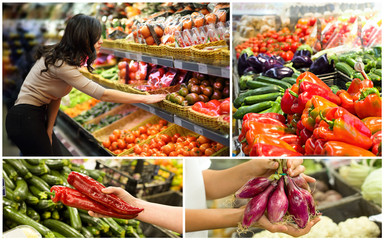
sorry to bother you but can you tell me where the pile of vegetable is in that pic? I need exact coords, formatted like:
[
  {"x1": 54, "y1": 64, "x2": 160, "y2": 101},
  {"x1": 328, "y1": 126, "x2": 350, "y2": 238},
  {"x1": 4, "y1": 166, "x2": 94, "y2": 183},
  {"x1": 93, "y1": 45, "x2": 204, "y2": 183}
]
[
  {"x1": 73, "y1": 102, "x2": 121, "y2": 125},
  {"x1": 84, "y1": 115, "x2": 124, "y2": 133},
  {"x1": 3, "y1": 159, "x2": 145, "y2": 238},
  {"x1": 60, "y1": 88, "x2": 94, "y2": 112},
  {"x1": 237, "y1": 160, "x2": 319, "y2": 230}
]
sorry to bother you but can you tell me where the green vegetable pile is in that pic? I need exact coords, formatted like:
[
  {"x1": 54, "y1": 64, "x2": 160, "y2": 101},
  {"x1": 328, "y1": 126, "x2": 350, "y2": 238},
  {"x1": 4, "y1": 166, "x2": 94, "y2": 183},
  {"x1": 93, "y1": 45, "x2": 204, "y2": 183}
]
[
  {"x1": 339, "y1": 159, "x2": 381, "y2": 189},
  {"x1": 73, "y1": 102, "x2": 121, "y2": 124},
  {"x1": 3, "y1": 159, "x2": 145, "y2": 238},
  {"x1": 94, "y1": 66, "x2": 119, "y2": 81},
  {"x1": 84, "y1": 114, "x2": 123, "y2": 132},
  {"x1": 60, "y1": 88, "x2": 93, "y2": 111}
]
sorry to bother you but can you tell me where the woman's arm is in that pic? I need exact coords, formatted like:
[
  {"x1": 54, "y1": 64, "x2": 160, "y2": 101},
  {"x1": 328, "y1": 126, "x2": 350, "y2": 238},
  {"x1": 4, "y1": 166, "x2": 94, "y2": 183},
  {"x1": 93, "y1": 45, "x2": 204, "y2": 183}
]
[
  {"x1": 186, "y1": 208, "x2": 243, "y2": 232},
  {"x1": 46, "y1": 98, "x2": 62, "y2": 143},
  {"x1": 100, "y1": 89, "x2": 166, "y2": 104}
]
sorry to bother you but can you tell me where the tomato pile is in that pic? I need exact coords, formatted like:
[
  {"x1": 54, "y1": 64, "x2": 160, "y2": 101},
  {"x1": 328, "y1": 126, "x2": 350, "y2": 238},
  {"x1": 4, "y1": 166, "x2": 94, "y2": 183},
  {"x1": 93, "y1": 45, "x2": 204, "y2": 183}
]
[
  {"x1": 125, "y1": 134, "x2": 225, "y2": 157},
  {"x1": 192, "y1": 98, "x2": 230, "y2": 116},
  {"x1": 234, "y1": 28, "x2": 301, "y2": 61},
  {"x1": 102, "y1": 119, "x2": 169, "y2": 155}
]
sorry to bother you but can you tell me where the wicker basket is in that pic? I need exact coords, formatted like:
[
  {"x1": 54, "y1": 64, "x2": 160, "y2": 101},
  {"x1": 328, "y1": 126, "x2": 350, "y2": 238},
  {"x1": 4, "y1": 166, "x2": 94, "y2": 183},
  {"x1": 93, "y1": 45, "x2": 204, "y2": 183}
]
[
  {"x1": 92, "y1": 75, "x2": 118, "y2": 89},
  {"x1": 102, "y1": 39, "x2": 116, "y2": 49},
  {"x1": 163, "y1": 100, "x2": 190, "y2": 119},
  {"x1": 217, "y1": 114, "x2": 230, "y2": 134},
  {"x1": 191, "y1": 40, "x2": 228, "y2": 65},
  {"x1": 189, "y1": 108, "x2": 220, "y2": 131},
  {"x1": 145, "y1": 44, "x2": 167, "y2": 57},
  {"x1": 220, "y1": 48, "x2": 230, "y2": 66},
  {"x1": 165, "y1": 44, "x2": 192, "y2": 61},
  {"x1": 128, "y1": 42, "x2": 147, "y2": 53}
]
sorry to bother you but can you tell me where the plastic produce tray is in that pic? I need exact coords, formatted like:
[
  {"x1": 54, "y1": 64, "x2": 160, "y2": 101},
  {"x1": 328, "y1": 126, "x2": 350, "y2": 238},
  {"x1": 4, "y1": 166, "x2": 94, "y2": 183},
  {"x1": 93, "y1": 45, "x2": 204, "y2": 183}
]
[{"x1": 95, "y1": 160, "x2": 174, "y2": 197}]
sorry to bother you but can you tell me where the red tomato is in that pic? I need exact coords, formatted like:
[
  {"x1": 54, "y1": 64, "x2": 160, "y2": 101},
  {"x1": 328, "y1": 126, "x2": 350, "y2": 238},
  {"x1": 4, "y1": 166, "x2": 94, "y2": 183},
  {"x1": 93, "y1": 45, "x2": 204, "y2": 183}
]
[
  {"x1": 285, "y1": 51, "x2": 294, "y2": 61},
  {"x1": 129, "y1": 61, "x2": 139, "y2": 72},
  {"x1": 192, "y1": 101, "x2": 206, "y2": 112},
  {"x1": 219, "y1": 101, "x2": 230, "y2": 115},
  {"x1": 102, "y1": 139, "x2": 111, "y2": 148},
  {"x1": 117, "y1": 139, "x2": 126, "y2": 150},
  {"x1": 118, "y1": 61, "x2": 127, "y2": 70},
  {"x1": 206, "y1": 100, "x2": 221, "y2": 110}
]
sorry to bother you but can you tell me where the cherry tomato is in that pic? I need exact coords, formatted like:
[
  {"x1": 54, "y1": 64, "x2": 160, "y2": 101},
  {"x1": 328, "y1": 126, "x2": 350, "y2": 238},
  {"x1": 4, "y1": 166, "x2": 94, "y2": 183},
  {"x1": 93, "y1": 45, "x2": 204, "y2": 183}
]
[
  {"x1": 117, "y1": 139, "x2": 126, "y2": 150},
  {"x1": 102, "y1": 139, "x2": 111, "y2": 148}
]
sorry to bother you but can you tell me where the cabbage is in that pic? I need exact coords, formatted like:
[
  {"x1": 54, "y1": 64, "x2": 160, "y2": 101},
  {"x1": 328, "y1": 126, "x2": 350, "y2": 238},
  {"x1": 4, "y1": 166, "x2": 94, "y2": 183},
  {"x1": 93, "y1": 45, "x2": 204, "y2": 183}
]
[
  {"x1": 339, "y1": 160, "x2": 377, "y2": 188},
  {"x1": 361, "y1": 168, "x2": 382, "y2": 206}
]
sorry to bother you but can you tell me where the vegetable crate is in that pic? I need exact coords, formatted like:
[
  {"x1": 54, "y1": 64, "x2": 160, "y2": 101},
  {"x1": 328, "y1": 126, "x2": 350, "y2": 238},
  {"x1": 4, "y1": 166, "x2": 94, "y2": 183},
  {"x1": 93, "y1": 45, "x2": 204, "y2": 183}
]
[
  {"x1": 317, "y1": 71, "x2": 352, "y2": 89},
  {"x1": 96, "y1": 160, "x2": 175, "y2": 197}
]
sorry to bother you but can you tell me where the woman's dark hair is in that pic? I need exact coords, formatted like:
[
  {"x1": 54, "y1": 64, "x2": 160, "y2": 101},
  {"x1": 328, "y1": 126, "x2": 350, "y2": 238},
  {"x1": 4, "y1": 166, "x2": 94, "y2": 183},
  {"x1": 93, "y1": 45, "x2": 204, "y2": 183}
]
[{"x1": 35, "y1": 13, "x2": 102, "y2": 73}]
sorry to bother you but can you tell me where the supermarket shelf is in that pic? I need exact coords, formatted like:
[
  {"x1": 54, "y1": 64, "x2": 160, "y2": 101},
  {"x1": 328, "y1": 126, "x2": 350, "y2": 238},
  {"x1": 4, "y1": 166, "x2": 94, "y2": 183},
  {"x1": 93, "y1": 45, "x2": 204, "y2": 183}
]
[
  {"x1": 132, "y1": 103, "x2": 230, "y2": 146},
  {"x1": 100, "y1": 47, "x2": 229, "y2": 78}
]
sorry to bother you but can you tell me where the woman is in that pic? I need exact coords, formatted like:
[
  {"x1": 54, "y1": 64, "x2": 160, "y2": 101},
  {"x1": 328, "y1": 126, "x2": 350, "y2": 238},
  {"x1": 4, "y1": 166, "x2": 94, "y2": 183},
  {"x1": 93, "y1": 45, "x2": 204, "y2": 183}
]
[{"x1": 5, "y1": 14, "x2": 165, "y2": 156}]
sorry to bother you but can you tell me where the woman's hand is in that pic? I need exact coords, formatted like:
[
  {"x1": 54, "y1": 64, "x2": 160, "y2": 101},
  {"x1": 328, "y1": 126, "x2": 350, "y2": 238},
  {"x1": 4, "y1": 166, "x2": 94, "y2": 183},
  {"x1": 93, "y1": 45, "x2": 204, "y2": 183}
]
[
  {"x1": 254, "y1": 215, "x2": 321, "y2": 237},
  {"x1": 286, "y1": 159, "x2": 316, "y2": 183},
  {"x1": 145, "y1": 94, "x2": 167, "y2": 104}
]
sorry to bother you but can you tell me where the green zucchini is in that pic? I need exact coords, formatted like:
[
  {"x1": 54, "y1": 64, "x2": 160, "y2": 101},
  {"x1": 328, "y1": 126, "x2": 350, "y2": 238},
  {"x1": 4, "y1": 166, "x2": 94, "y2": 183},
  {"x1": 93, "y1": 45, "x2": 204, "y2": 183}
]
[
  {"x1": 3, "y1": 170, "x2": 15, "y2": 190},
  {"x1": 34, "y1": 200, "x2": 56, "y2": 212},
  {"x1": 43, "y1": 219, "x2": 84, "y2": 238},
  {"x1": 41, "y1": 211, "x2": 52, "y2": 219},
  {"x1": 234, "y1": 86, "x2": 283, "y2": 108},
  {"x1": 3, "y1": 161, "x2": 19, "y2": 180},
  {"x1": 52, "y1": 210, "x2": 60, "y2": 220},
  {"x1": 3, "y1": 197, "x2": 19, "y2": 209},
  {"x1": 345, "y1": 58, "x2": 357, "y2": 68},
  {"x1": 335, "y1": 62, "x2": 354, "y2": 78},
  {"x1": 86, "y1": 226, "x2": 100, "y2": 236},
  {"x1": 113, "y1": 218, "x2": 130, "y2": 225},
  {"x1": 13, "y1": 177, "x2": 28, "y2": 202},
  {"x1": 291, "y1": 72, "x2": 301, "y2": 79},
  {"x1": 68, "y1": 207, "x2": 82, "y2": 231},
  {"x1": 62, "y1": 166, "x2": 72, "y2": 174},
  {"x1": 52, "y1": 231, "x2": 66, "y2": 238},
  {"x1": 50, "y1": 170, "x2": 70, "y2": 186},
  {"x1": 27, "y1": 175, "x2": 50, "y2": 192},
  {"x1": 19, "y1": 201, "x2": 27, "y2": 214},
  {"x1": 103, "y1": 218, "x2": 126, "y2": 238},
  {"x1": 4, "y1": 159, "x2": 32, "y2": 179},
  {"x1": 5, "y1": 187, "x2": 15, "y2": 201},
  {"x1": 372, "y1": 68, "x2": 382, "y2": 77},
  {"x1": 233, "y1": 101, "x2": 273, "y2": 119},
  {"x1": 40, "y1": 174, "x2": 63, "y2": 185},
  {"x1": 81, "y1": 226, "x2": 95, "y2": 238},
  {"x1": 26, "y1": 206, "x2": 41, "y2": 222},
  {"x1": 25, "y1": 159, "x2": 41, "y2": 165},
  {"x1": 86, "y1": 169, "x2": 103, "y2": 182},
  {"x1": 256, "y1": 76, "x2": 292, "y2": 89},
  {"x1": 29, "y1": 185, "x2": 48, "y2": 199},
  {"x1": 281, "y1": 77, "x2": 297, "y2": 85},
  {"x1": 244, "y1": 92, "x2": 282, "y2": 105},
  {"x1": 20, "y1": 159, "x2": 50, "y2": 176},
  {"x1": 245, "y1": 80, "x2": 271, "y2": 89},
  {"x1": 44, "y1": 159, "x2": 69, "y2": 170},
  {"x1": 4, "y1": 206, "x2": 55, "y2": 238},
  {"x1": 78, "y1": 212, "x2": 110, "y2": 232},
  {"x1": 69, "y1": 165, "x2": 88, "y2": 175},
  {"x1": 25, "y1": 191, "x2": 39, "y2": 205}
]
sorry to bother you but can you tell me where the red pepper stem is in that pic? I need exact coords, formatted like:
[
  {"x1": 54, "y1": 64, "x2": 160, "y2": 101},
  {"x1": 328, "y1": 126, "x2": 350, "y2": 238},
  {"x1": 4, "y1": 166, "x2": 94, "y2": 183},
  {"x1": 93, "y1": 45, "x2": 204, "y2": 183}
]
[
  {"x1": 289, "y1": 89, "x2": 299, "y2": 98},
  {"x1": 46, "y1": 191, "x2": 55, "y2": 196},
  {"x1": 360, "y1": 87, "x2": 380, "y2": 100},
  {"x1": 320, "y1": 111, "x2": 335, "y2": 130}
]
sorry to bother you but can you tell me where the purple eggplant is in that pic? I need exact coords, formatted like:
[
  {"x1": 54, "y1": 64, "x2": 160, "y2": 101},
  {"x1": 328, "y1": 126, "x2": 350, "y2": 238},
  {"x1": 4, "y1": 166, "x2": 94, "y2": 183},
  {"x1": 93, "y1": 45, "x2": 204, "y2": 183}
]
[
  {"x1": 309, "y1": 53, "x2": 335, "y2": 75},
  {"x1": 291, "y1": 50, "x2": 313, "y2": 69},
  {"x1": 237, "y1": 48, "x2": 254, "y2": 76},
  {"x1": 299, "y1": 188, "x2": 316, "y2": 216},
  {"x1": 267, "y1": 177, "x2": 288, "y2": 223},
  {"x1": 235, "y1": 177, "x2": 271, "y2": 199},
  {"x1": 291, "y1": 174, "x2": 310, "y2": 192},
  {"x1": 247, "y1": 54, "x2": 269, "y2": 74},
  {"x1": 242, "y1": 182, "x2": 276, "y2": 228},
  {"x1": 263, "y1": 57, "x2": 284, "y2": 72},
  {"x1": 263, "y1": 66, "x2": 294, "y2": 79},
  {"x1": 285, "y1": 176, "x2": 309, "y2": 229}
]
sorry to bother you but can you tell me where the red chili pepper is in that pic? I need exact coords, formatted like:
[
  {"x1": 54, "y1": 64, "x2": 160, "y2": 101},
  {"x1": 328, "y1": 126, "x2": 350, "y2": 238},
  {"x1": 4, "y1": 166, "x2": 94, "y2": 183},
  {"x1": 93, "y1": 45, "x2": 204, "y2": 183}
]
[
  {"x1": 50, "y1": 186, "x2": 139, "y2": 219},
  {"x1": 320, "y1": 141, "x2": 376, "y2": 156},
  {"x1": 250, "y1": 143, "x2": 303, "y2": 157},
  {"x1": 67, "y1": 172, "x2": 143, "y2": 215}
]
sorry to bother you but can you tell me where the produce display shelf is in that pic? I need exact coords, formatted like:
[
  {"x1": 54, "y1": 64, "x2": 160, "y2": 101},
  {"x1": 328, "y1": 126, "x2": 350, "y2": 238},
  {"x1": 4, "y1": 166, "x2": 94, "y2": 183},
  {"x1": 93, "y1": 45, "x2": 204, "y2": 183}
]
[{"x1": 100, "y1": 47, "x2": 230, "y2": 78}]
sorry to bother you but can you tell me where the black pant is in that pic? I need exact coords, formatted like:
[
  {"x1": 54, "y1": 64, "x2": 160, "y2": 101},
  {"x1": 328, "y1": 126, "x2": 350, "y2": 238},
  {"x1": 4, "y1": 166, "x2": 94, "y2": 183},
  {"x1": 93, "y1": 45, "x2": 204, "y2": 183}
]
[{"x1": 5, "y1": 104, "x2": 63, "y2": 156}]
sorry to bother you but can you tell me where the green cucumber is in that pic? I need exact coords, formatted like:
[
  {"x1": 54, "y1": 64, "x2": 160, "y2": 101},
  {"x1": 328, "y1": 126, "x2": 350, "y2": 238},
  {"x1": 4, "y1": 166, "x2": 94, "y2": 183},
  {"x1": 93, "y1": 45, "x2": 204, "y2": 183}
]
[
  {"x1": 13, "y1": 177, "x2": 28, "y2": 202},
  {"x1": 43, "y1": 219, "x2": 84, "y2": 238},
  {"x1": 68, "y1": 207, "x2": 82, "y2": 231},
  {"x1": 335, "y1": 62, "x2": 355, "y2": 78},
  {"x1": 345, "y1": 58, "x2": 357, "y2": 68},
  {"x1": 4, "y1": 159, "x2": 32, "y2": 179},
  {"x1": 19, "y1": 201, "x2": 27, "y2": 214},
  {"x1": 27, "y1": 175, "x2": 50, "y2": 192},
  {"x1": 40, "y1": 174, "x2": 63, "y2": 185},
  {"x1": 103, "y1": 218, "x2": 126, "y2": 238},
  {"x1": 29, "y1": 185, "x2": 48, "y2": 200},
  {"x1": 69, "y1": 165, "x2": 88, "y2": 175},
  {"x1": 244, "y1": 92, "x2": 282, "y2": 105},
  {"x1": 20, "y1": 159, "x2": 50, "y2": 176},
  {"x1": 4, "y1": 206, "x2": 55, "y2": 238},
  {"x1": 34, "y1": 200, "x2": 56, "y2": 212},
  {"x1": 5, "y1": 187, "x2": 15, "y2": 201},
  {"x1": 26, "y1": 206, "x2": 41, "y2": 222},
  {"x1": 3, "y1": 161, "x2": 19, "y2": 180},
  {"x1": 233, "y1": 101, "x2": 273, "y2": 119},
  {"x1": 25, "y1": 191, "x2": 39, "y2": 205},
  {"x1": 245, "y1": 80, "x2": 271, "y2": 89},
  {"x1": 3, "y1": 170, "x2": 15, "y2": 190},
  {"x1": 50, "y1": 170, "x2": 70, "y2": 186},
  {"x1": 234, "y1": 86, "x2": 283, "y2": 108},
  {"x1": 78, "y1": 212, "x2": 110, "y2": 232},
  {"x1": 281, "y1": 77, "x2": 297, "y2": 85},
  {"x1": 86, "y1": 226, "x2": 100, "y2": 236},
  {"x1": 113, "y1": 218, "x2": 130, "y2": 225},
  {"x1": 44, "y1": 159, "x2": 70, "y2": 170},
  {"x1": 292, "y1": 72, "x2": 301, "y2": 79},
  {"x1": 41, "y1": 211, "x2": 52, "y2": 219},
  {"x1": 3, "y1": 197, "x2": 19, "y2": 209},
  {"x1": 372, "y1": 68, "x2": 382, "y2": 77},
  {"x1": 256, "y1": 76, "x2": 292, "y2": 89},
  {"x1": 52, "y1": 231, "x2": 66, "y2": 238},
  {"x1": 25, "y1": 159, "x2": 41, "y2": 165},
  {"x1": 81, "y1": 226, "x2": 95, "y2": 238}
]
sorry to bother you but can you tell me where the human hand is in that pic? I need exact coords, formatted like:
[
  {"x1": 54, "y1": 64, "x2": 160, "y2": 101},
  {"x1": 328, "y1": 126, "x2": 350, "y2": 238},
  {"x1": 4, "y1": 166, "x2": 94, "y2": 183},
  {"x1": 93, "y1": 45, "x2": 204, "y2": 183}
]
[
  {"x1": 46, "y1": 129, "x2": 53, "y2": 145},
  {"x1": 286, "y1": 160, "x2": 316, "y2": 183},
  {"x1": 248, "y1": 159, "x2": 279, "y2": 178},
  {"x1": 254, "y1": 215, "x2": 321, "y2": 237},
  {"x1": 146, "y1": 94, "x2": 167, "y2": 104}
]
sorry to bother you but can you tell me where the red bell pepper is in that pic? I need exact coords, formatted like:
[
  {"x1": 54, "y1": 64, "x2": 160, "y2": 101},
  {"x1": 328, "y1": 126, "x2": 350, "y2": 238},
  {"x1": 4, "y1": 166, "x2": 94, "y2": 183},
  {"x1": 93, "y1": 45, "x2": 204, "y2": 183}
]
[
  {"x1": 67, "y1": 172, "x2": 143, "y2": 215},
  {"x1": 278, "y1": 134, "x2": 305, "y2": 154},
  {"x1": 250, "y1": 143, "x2": 303, "y2": 157},
  {"x1": 301, "y1": 96, "x2": 338, "y2": 131},
  {"x1": 243, "y1": 113, "x2": 286, "y2": 124},
  {"x1": 245, "y1": 123, "x2": 296, "y2": 146},
  {"x1": 50, "y1": 186, "x2": 139, "y2": 219},
  {"x1": 354, "y1": 87, "x2": 382, "y2": 119},
  {"x1": 241, "y1": 118, "x2": 287, "y2": 137},
  {"x1": 320, "y1": 141, "x2": 376, "y2": 156},
  {"x1": 347, "y1": 78, "x2": 373, "y2": 97},
  {"x1": 371, "y1": 131, "x2": 382, "y2": 156},
  {"x1": 281, "y1": 87, "x2": 299, "y2": 115},
  {"x1": 299, "y1": 127, "x2": 313, "y2": 147},
  {"x1": 362, "y1": 117, "x2": 382, "y2": 134},
  {"x1": 296, "y1": 72, "x2": 331, "y2": 91},
  {"x1": 313, "y1": 108, "x2": 373, "y2": 149},
  {"x1": 337, "y1": 90, "x2": 356, "y2": 115}
]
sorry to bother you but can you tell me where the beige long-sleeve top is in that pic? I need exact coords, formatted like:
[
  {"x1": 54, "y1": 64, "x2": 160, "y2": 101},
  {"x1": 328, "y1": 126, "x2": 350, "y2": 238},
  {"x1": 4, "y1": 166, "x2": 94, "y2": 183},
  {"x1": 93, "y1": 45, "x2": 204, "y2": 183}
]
[{"x1": 15, "y1": 57, "x2": 105, "y2": 106}]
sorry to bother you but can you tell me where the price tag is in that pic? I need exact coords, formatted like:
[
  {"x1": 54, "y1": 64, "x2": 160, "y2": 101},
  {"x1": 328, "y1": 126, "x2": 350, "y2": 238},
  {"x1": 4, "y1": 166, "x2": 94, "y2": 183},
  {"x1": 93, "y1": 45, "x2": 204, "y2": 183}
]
[
  {"x1": 136, "y1": 54, "x2": 142, "y2": 61},
  {"x1": 221, "y1": 68, "x2": 230, "y2": 78},
  {"x1": 152, "y1": 58, "x2": 158, "y2": 65},
  {"x1": 198, "y1": 63, "x2": 208, "y2": 74},
  {"x1": 174, "y1": 116, "x2": 182, "y2": 126},
  {"x1": 174, "y1": 60, "x2": 183, "y2": 69},
  {"x1": 124, "y1": 52, "x2": 132, "y2": 59},
  {"x1": 193, "y1": 125, "x2": 204, "y2": 135}
]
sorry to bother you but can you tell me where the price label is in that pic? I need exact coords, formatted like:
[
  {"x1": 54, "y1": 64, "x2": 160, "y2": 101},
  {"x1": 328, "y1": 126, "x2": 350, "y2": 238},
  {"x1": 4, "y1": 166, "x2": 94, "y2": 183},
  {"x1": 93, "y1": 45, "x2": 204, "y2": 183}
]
[
  {"x1": 174, "y1": 60, "x2": 183, "y2": 69},
  {"x1": 221, "y1": 68, "x2": 230, "y2": 78},
  {"x1": 124, "y1": 52, "x2": 132, "y2": 59},
  {"x1": 136, "y1": 54, "x2": 142, "y2": 61},
  {"x1": 174, "y1": 116, "x2": 182, "y2": 126},
  {"x1": 194, "y1": 125, "x2": 204, "y2": 135},
  {"x1": 152, "y1": 58, "x2": 158, "y2": 65},
  {"x1": 198, "y1": 63, "x2": 208, "y2": 74}
]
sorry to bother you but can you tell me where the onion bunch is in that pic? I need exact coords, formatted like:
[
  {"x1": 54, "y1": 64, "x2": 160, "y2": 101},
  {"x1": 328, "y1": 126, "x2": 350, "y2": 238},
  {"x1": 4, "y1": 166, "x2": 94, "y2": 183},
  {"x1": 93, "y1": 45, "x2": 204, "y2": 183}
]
[{"x1": 237, "y1": 160, "x2": 319, "y2": 229}]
